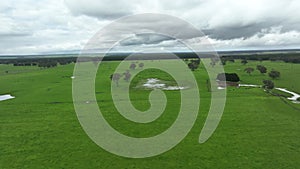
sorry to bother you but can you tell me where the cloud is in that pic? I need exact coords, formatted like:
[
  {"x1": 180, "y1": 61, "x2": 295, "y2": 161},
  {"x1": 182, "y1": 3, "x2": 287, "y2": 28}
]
[
  {"x1": 178, "y1": 0, "x2": 300, "y2": 40},
  {"x1": 66, "y1": 0, "x2": 300, "y2": 51},
  {"x1": 210, "y1": 26, "x2": 300, "y2": 49},
  {"x1": 202, "y1": 23, "x2": 272, "y2": 40},
  {"x1": 119, "y1": 33, "x2": 175, "y2": 46},
  {"x1": 0, "y1": 0, "x2": 107, "y2": 55},
  {"x1": 0, "y1": 0, "x2": 300, "y2": 55},
  {"x1": 64, "y1": 0, "x2": 134, "y2": 19}
]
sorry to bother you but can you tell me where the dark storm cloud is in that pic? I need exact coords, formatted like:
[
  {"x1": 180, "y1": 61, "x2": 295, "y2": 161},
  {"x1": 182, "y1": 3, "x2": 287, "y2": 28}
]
[
  {"x1": 82, "y1": 14, "x2": 206, "y2": 51},
  {"x1": 109, "y1": 13, "x2": 205, "y2": 39},
  {"x1": 203, "y1": 20, "x2": 300, "y2": 40},
  {"x1": 203, "y1": 23, "x2": 274, "y2": 40},
  {"x1": 119, "y1": 33, "x2": 175, "y2": 46},
  {"x1": 281, "y1": 22, "x2": 300, "y2": 33}
]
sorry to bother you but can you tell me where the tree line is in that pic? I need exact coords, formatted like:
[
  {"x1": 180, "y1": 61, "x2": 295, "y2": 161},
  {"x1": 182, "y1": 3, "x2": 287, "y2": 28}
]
[
  {"x1": 0, "y1": 57, "x2": 77, "y2": 68},
  {"x1": 221, "y1": 53, "x2": 300, "y2": 63}
]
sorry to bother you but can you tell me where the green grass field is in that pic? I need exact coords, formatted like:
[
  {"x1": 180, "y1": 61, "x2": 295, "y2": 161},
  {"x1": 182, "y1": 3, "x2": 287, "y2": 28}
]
[{"x1": 1, "y1": 59, "x2": 299, "y2": 168}]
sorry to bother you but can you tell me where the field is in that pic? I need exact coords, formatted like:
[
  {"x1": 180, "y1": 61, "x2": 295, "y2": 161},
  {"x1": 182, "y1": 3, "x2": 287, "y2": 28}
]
[{"x1": 1, "y1": 59, "x2": 300, "y2": 168}]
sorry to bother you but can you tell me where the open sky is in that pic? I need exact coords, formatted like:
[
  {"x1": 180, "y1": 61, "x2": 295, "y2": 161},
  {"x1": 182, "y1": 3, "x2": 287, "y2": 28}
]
[{"x1": 1, "y1": 0, "x2": 300, "y2": 55}]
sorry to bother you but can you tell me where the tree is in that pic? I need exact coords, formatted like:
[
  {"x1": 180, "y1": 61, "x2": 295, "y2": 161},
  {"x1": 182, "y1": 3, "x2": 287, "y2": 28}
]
[
  {"x1": 257, "y1": 65, "x2": 267, "y2": 74},
  {"x1": 37, "y1": 61, "x2": 57, "y2": 68},
  {"x1": 92, "y1": 57, "x2": 100, "y2": 67},
  {"x1": 206, "y1": 79, "x2": 211, "y2": 92},
  {"x1": 268, "y1": 70, "x2": 280, "y2": 79},
  {"x1": 263, "y1": 80, "x2": 274, "y2": 90},
  {"x1": 188, "y1": 62, "x2": 198, "y2": 71},
  {"x1": 241, "y1": 59, "x2": 248, "y2": 65},
  {"x1": 224, "y1": 57, "x2": 235, "y2": 63},
  {"x1": 123, "y1": 70, "x2": 131, "y2": 82},
  {"x1": 220, "y1": 58, "x2": 226, "y2": 65},
  {"x1": 187, "y1": 59, "x2": 200, "y2": 71},
  {"x1": 191, "y1": 59, "x2": 200, "y2": 65},
  {"x1": 138, "y1": 62, "x2": 144, "y2": 69},
  {"x1": 228, "y1": 58, "x2": 235, "y2": 63},
  {"x1": 130, "y1": 63, "x2": 136, "y2": 70},
  {"x1": 210, "y1": 57, "x2": 219, "y2": 67},
  {"x1": 244, "y1": 67, "x2": 254, "y2": 75},
  {"x1": 110, "y1": 73, "x2": 121, "y2": 86}
]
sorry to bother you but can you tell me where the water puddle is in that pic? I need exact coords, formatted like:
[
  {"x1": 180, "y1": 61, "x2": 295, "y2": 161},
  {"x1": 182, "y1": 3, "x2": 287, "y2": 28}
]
[
  {"x1": 142, "y1": 78, "x2": 188, "y2": 90},
  {"x1": 0, "y1": 94, "x2": 15, "y2": 102}
]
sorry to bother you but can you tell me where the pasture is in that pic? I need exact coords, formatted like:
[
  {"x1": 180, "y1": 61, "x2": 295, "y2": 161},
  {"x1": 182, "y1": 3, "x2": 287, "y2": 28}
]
[{"x1": 1, "y1": 59, "x2": 299, "y2": 168}]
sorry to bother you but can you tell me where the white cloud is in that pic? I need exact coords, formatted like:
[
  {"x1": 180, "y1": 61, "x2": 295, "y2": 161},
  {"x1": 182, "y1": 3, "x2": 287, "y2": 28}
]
[
  {"x1": 65, "y1": 0, "x2": 134, "y2": 19},
  {"x1": 0, "y1": 0, "x2": 299, "y2": 55},
  {"x1": 0, "y1": 0, "x2": 108, "y2": 55}
]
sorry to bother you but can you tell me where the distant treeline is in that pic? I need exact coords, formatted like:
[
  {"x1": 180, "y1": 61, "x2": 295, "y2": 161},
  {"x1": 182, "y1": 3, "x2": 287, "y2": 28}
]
[
  {"x1": 0, "y1": 52, "x2": 299, "y2": 67},
  {"x1": 0, "y1": 52, "x2": 201, "y2": 67},
  {"x1": 0, "y1": 57, "x2": 77, "y2": 68},
  {"x1": 221, "y1": 53, "x2": 300, "y2": 63}
]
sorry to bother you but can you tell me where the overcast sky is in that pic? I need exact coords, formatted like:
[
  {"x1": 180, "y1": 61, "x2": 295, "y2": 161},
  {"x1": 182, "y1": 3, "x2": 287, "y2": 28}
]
[{"x1": 1, "y1": 0, "x2": 300, "y2": 55}]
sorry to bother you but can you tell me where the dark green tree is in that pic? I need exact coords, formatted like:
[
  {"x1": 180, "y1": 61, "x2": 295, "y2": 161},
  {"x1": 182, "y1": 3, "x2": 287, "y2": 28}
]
[
  {"x1": 241, "y1": 59, "x2": 248, "y2": 65},
  {"x1": 138, "y1": 62, "x2": 144, "y2": 69},
  {"x1": 188, "y1": 62, "x2": 198, "y2": 71},
  {"x1": 220, "y1": 58, "x2": 226, "y2": 65},
  {"x1": 257, "y1": 65, "x2": 267, "y2": 74},
  {"x1": 210, "y1": 57, "x2": 219, "y2": 67},
  {"x1": 130, "y1": 63, "x2": 136, "y2": 70},
  {"x1": 268, "y1": 70, "x2": 280, "y2": 79},
  {"x1": 123, "y1": 71, "x2": 131, "y2": 82},
  {"x1": 191, "y1": 59, "x2": 200, "y2": 65},
  {"x1": 244, "y1": 67, "x2": 254, "y2": 75},
  {"x1": 110, "y1": 73, "x2": 121, "y2": 86},
  {"x1": 263, "y1": 80, "x2": 274, "y2": 90}
]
